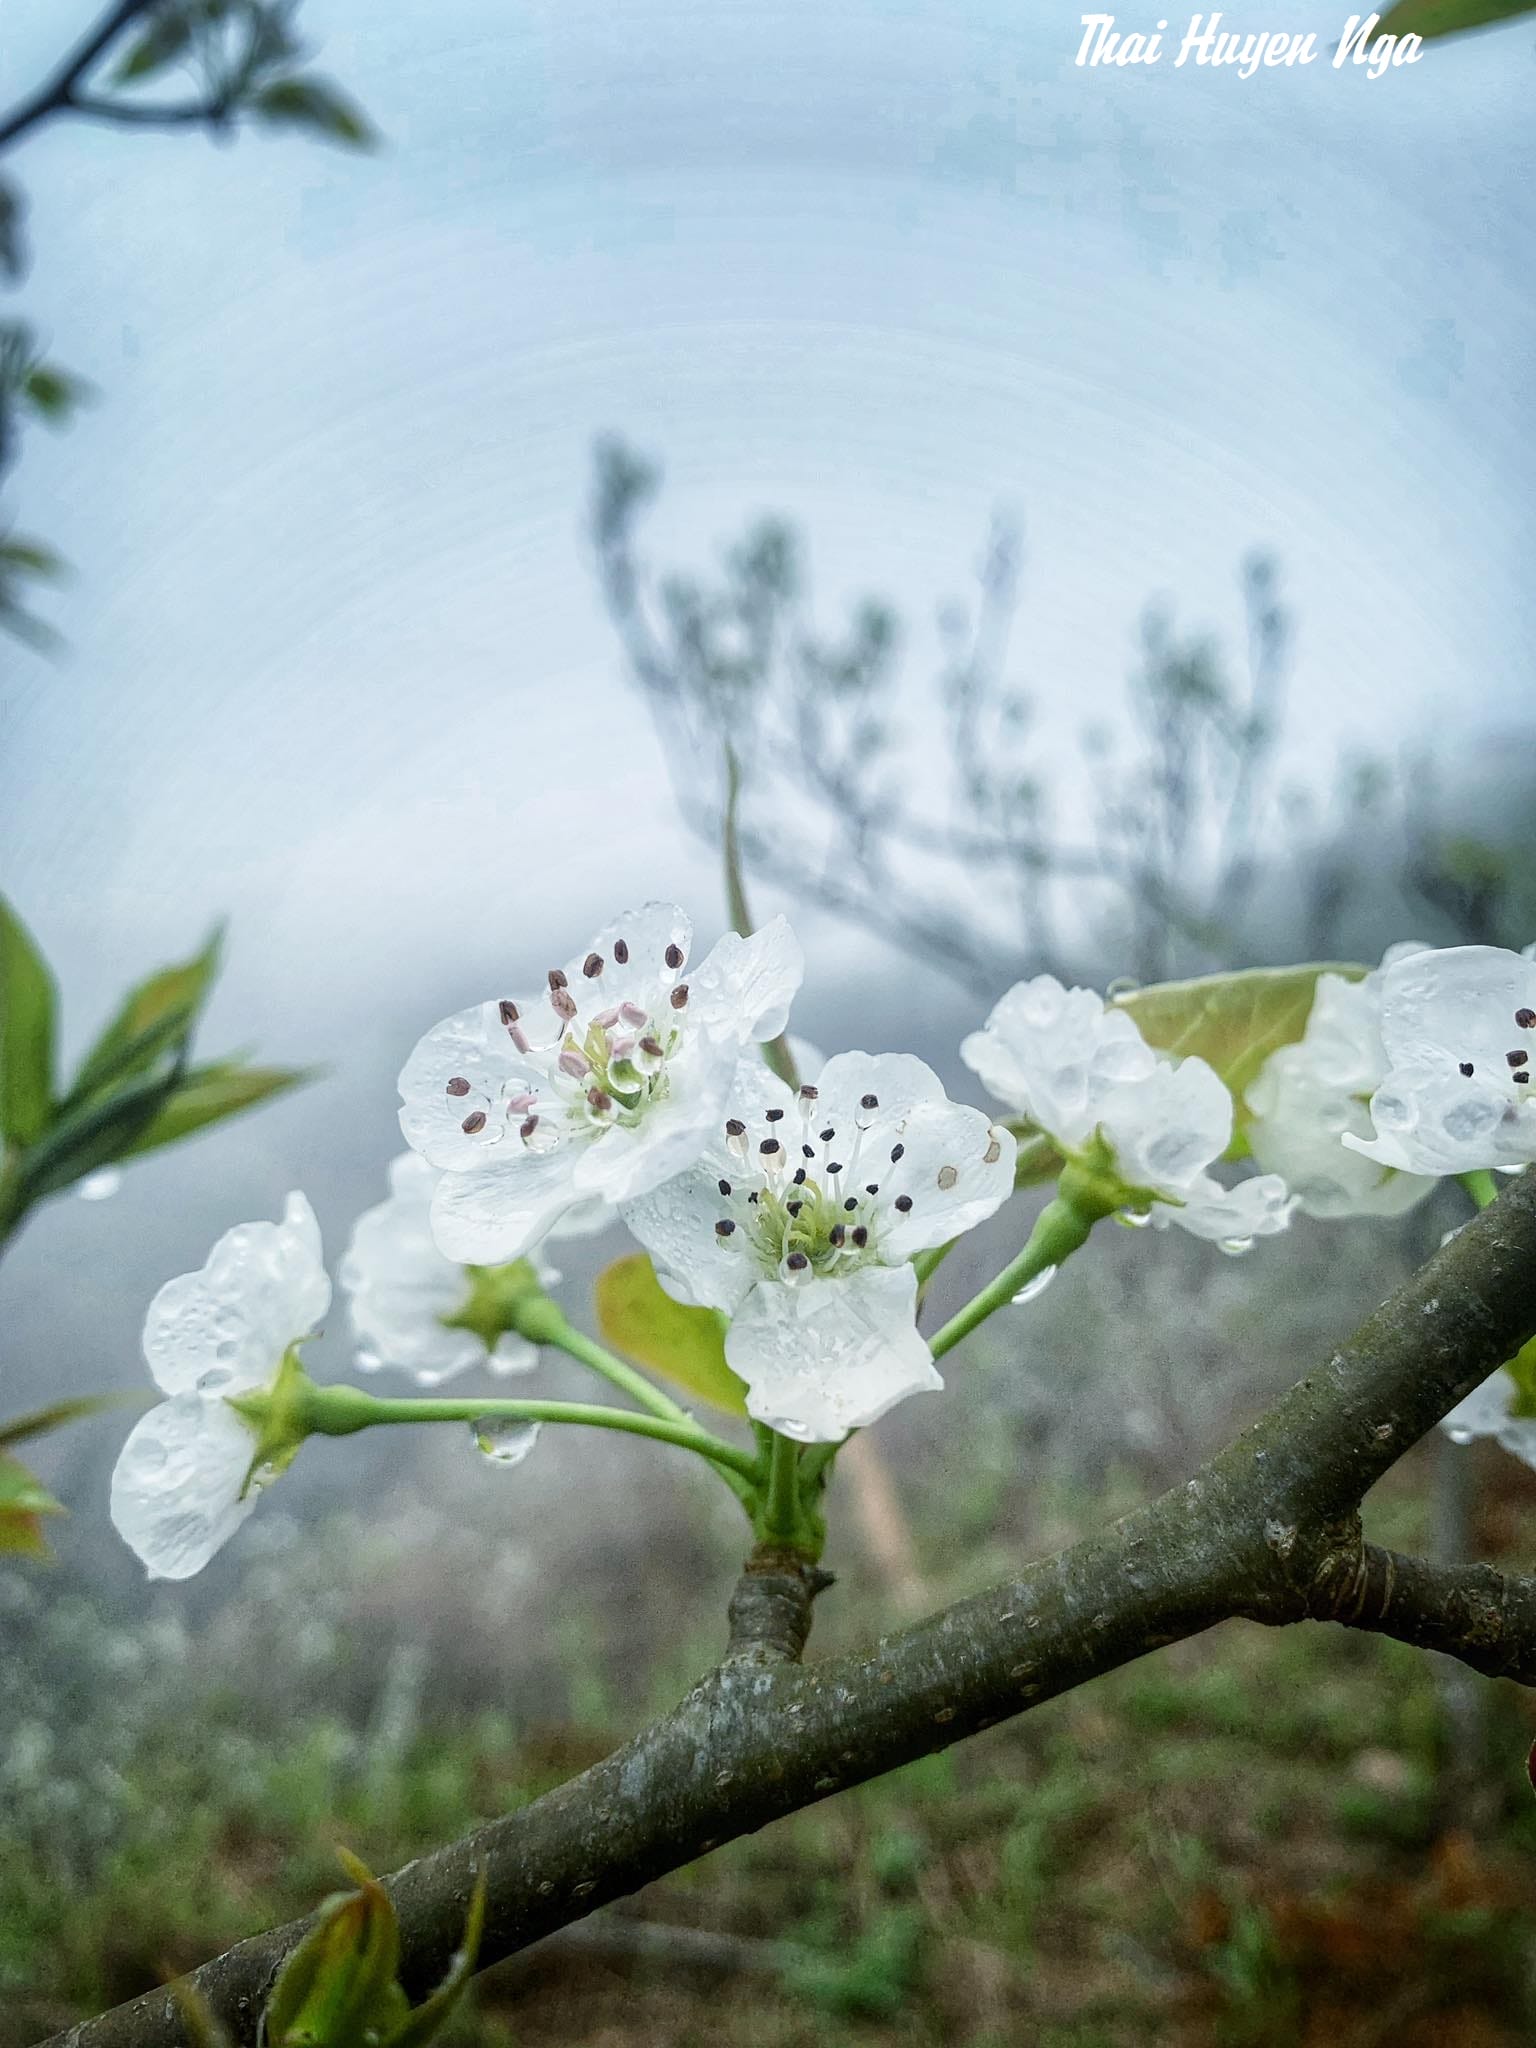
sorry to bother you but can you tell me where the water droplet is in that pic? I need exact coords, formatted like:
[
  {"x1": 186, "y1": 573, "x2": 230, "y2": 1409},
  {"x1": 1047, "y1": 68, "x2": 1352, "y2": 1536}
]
[
  {"x1": 1012, "y1": 1264, "x2": 1057, "y2": 1305},
  {"x1": 1116, "y1": 1207, "x2": 1153, "y2": 1229},
  {"x1": 472, "y1": 1416, "x2": 541, "y2": 1467},
  {"x1": 78, "y1": 1168, "x2": 122, "y2": 1202},
  {"x1": 197, "y1": 1365, "x2": 236, "y2": 1393},
  {"x1": 1445, "y1": 1425, "x2": 1475, "y2": 1447},
  {"x1": 1105, "y1": 975, "x2": 1140, "y2": 998},
  {"x1": 1218, "y1": 1236, "x2": 1254, "y2": 1258}
]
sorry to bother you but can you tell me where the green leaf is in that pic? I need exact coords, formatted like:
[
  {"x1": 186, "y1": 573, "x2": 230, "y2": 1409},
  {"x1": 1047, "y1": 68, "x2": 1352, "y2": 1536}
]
[
  {"x1": 66, "y1": 927, "x2": 224, "y2": 1104},
  {"x1": 1505, "y1": 1336, "x2": 1536, "y2": 1419},
  {"x1": 385, "y1": 1871, "x2": 486, "y2": 2046},
  {"x1": 0, "y1": 536, "x2": 66, "y2": 580},
  {"x1": 0, "y1": 1451, "x2": 63, "y2": 1559},
  {"x1": 595, "y1": 1253, "x2": 748, "y2": 1417},
  {"x1": 1373, "y1": 0, "x2": 1536, "y2": 38},
  {"x1": 263, "y1": 1854, "x2": 407, "y2": 2047},
  {"x1": 21, "y1": 363, "x2": 94, "y2": 423},
  {"x1": 17, "y1": 1067, "x2": 190, "y2": 1205},
  {"x1": 250, "y1": 76, "x2": 377, "y2": 148},
  {"x1": 0, "y1": 895, "x2": 58, "y2": 1147},
  {"x1": 119, "y1": 1060, "x2": 312, "y2": 1158},
  {"x1": 0, "y1": 1394, "x2": 131, "y2": 1449},
  {"x1": 113, "y1": 8, "x2": 193, "y2": 82},
  {"x1": 1112, "y1": 963, "x2": 1367, "y2": 1106}
]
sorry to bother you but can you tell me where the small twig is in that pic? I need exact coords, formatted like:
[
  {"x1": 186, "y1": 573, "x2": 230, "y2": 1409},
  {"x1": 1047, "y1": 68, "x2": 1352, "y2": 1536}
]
[{"x1": 0, "y1": 1, "x2": 162, "y2": 153}]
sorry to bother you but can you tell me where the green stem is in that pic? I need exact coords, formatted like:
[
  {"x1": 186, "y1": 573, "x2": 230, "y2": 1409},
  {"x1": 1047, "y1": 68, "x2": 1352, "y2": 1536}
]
[
  {"x1": 1460, "y1": 1170, "x2": 1499, "y2": 1212},
  {"x1": 759, "y1": 1430, "x2": 807, "y2": 1548},
  {"x1": 532, "y1": 1307, "x2": 696, "y2": 1427},
  {"x1": 302, "y1": 1383, "x2": 760, "y2": 1486},
  {"x1": 928, "y1": 1195, "x2": 1096, "y2": 1361}
]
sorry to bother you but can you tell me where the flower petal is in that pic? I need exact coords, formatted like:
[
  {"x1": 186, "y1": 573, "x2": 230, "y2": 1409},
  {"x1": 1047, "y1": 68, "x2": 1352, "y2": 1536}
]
[
  {"x1": 727, "y1": 1264, "x2": 941, "y2": 1443},
  {"x1": 562, "y1": 903, "x2": 693, "y2": 1006},
  {"x1": 397, "y1": 1002, "x2": 544, "y2": 1173},
  {"x1": 142, "y1": 1192, "x2": 330, "y2": 1399},
  {"x1": 961, "y1": 976, "x2": 1157, "y2": 1149},
  {"x1": 430, "y1": 1149, "x2": 578, "y2": 1265},
  {"x1": 689, "y1": 916, "x2": 805, "y2": 1044},
  {"x1": 1151, "y1": 1169, "x2": 1293, "y2": 1243},
  {"x1": 874, "y1": 1101, "x2": 1016, "y2": 1261},
  {"x1": 110, "y1": 1396, "x2": 263, "y2": 1580},
  {"x1": 1440, "y1": 1367, "x2": 1536, "y2": 1470},
  {"x1": 1098, "y1": 1057, "x2": 1233, "y2": 1196}
]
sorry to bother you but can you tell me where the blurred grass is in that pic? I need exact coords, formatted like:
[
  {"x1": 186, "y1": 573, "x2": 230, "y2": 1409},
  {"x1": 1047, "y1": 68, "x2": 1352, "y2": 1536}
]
[{"x1": 4, "y1": 1461, "x2": 1536, "y2": 2048}]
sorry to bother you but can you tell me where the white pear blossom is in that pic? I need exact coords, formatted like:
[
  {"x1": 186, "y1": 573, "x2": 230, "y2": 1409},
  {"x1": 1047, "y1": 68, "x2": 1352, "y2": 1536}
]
[
  {"x1": 1246, "y1": 948, "x2": 1436, "y2": 1219},
  {"x1": 961, "y1": 975, "x2": 1291, "y2": 1243},
  {"x1": 622, "y1": 1052, "x2": 1016, "y2": 1441},
  {"x1": 399, "y1": 904, "x2": 803, "y2": 1265},
  {"x1": 110, "y1": 1193, "x2": 331, "y2": 1581},
  {"x1": 1440, "y1": 1368, "x2": 1536, "y2": 1468},
  {"x1": 341, "y1": 1152, "x2": 574, "y2": 1385},
  {"x1": 1342, "y1": 944, "x2": 1536, "y2": 1176}
]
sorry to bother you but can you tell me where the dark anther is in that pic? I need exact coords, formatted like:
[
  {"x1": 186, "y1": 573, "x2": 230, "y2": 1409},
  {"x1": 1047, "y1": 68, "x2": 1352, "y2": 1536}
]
[
  {"x1": 1508, "y1": 1050, "x2": 1529, "y2": 1069},
  {"x1": 760, "y1": 1137, "x2": 782, "y2": 1155},
  {"x1": 548, "y1": 968, "x2": 568, "y2": 990},
  {"x1": 640, "y1": 1035, "x2": 665, "y2": 1057},
  {"x1": 843, "y1": 1196, "x2": 858, "y2": 1211},
  {"x1": 865, "y1": 1183, "x2": 879, "y2": 1196},
  {"x1": 715, "y1": 1219, "x2": 736, "y2": 1237},
  {"x1": 787, "y1": 1251, "x2": 809, "y2": 1271},
  {"x1": 665, "y1": 943, "x2": 685, "y2": 970},
  {"x1": 894, "y1": 1194, "x2": 914, "y2": 1212},
  {"x1": 890, "y1": 1143, "x2": 904, "y2": 1162},
  {"x1": 792, "y1": 1167, "x2": 806, "y2": 1185},
  {"x1": 851, "y1": 1225, "x2": 868, "y2": 1248},
  {"x1": 820, "y1": 1127, "x2": 836, "y2": 1143},
  {"x1": 1460, "y1": 1061, "x2": 1475, "y2": 1077},
  {"x1": 1517, "y1": 1072, "x2": 1531, "y2": 1086},
  {"x1": 860, "y1": 1093, "x2": 879, "y2": 1109},
  {"x1": 552, "y1": 990, "x2": 577, "y2": 1021},
  {"x1": 588, "y1": 1088, "x2": 614, "y2": 1112},
  {"x1": 613, "y1": 938, "x2": 630, "y2": 965},
  {"x1": 718, "y1": 1178, "x2": 733, "y2": 1196},
  {"x1": 787, "y1": 1201, "x2": 802, "y2": 1217},
  {"x1": 519, "y1": 1113, "x2": 539, "y2": 1139},
  {"x1": 766, "y1": 1107, "x2": 785, "y2": 1122},
  {"x1": 827, "y1": 1161, "x2": 844, "y2": 1176},
  {"x1": 446, "y1": 1076, "x2": 471, "y2": 1096},
  {"x1": 461, "y1": 1111, "x2": 487, "y2": 1134},
  {"x1": 670, "y1": 984, "x2": 689, "y2": 1010},
  {"x1": 726, "y1": 1119, "x2": 746, "y2": 1137},
  {"x1": 498, "y1": 1000, "x2": 519, "y2": 1025},
  {"x1": 800, "y1": 1084, "x2": 819, "y2": 1100},
  {"x1": 583, "y1": 952, "x2": 604, "y2": 978},
  {"x1": 802, "y1": 1144, "x2": 816, "y2": 1160},
  {"x1": 747, "y1": 1191, "x2": 760, "y2": 1204},
  {"x1": 829, "y1": 1224, "x2": 846, "y2": 1246},
  {"x1": 1518, "y1": 1007, "x2": 1536, "y2": 1029}
]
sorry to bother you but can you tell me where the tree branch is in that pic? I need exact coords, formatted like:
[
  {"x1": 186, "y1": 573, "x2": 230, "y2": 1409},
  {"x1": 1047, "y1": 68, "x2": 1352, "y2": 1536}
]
[
  {"x1": 38, "y1": 1167, "x2": 1536, "y2": 2048},
  {"x1": 0, "y1": 1, "x2": 161, "y2": 153}
]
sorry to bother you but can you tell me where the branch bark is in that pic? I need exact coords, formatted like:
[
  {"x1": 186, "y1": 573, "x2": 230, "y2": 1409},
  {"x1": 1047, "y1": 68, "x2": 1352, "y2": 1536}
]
[{"x1": 36, "y1": 1168, "x2": 1536, "y2": 2048}]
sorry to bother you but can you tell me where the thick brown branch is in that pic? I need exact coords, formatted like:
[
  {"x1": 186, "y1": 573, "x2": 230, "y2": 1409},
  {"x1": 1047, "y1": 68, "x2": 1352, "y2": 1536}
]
[{"x1": 35, "y1": 1169, "x2": 1536, "y2": 2048}]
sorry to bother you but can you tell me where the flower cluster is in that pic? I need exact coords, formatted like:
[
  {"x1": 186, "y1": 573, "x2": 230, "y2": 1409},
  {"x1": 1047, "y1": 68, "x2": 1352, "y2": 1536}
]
[
  {"x1": 961, "y1": 975, "x2": 1291, "y2": 1243},
  {"x1": 109, "y1": 908, "x2": 1536, "y2": 1580}
]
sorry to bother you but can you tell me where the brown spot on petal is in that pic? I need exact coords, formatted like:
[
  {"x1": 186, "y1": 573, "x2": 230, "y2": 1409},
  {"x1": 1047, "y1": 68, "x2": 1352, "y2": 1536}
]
[
  {"x1": 984, "y1": 1137, "x2": 1002, "y2": 1164},
  {"x1": 937, "y1": 1165, "x2": 959, "y2": 1190}
]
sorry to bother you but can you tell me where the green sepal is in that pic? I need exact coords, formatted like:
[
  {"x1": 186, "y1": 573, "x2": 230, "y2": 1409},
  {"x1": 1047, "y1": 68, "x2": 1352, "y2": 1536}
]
[
  {"x1": 228, "y1": 1347, "x2": 314, "y2": 1493},
  {"x1": 440, "y1": 1258, "x2": 552, "y2": 1352}
]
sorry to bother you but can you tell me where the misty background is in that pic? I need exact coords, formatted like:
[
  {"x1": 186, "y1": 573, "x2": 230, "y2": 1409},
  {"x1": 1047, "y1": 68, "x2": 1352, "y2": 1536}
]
[{"x1": 1, "y1": 0, "x2": 1533, "y2": 1604}]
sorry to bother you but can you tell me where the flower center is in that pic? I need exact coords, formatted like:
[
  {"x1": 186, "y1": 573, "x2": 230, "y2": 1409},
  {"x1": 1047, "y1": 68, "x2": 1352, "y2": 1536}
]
[
  {"x1": 442, "y1": 936, "x2": 695, "y2": 1152},
  {"x1": 712, "y1": 1087, "x2": 932, "y2": 1281}
]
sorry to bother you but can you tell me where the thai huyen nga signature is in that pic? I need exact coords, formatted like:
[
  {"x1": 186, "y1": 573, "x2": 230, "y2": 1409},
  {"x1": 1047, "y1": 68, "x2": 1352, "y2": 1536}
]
[{"x1": 1074, "y1": 12, "x2": 1426, "y2": 79}]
